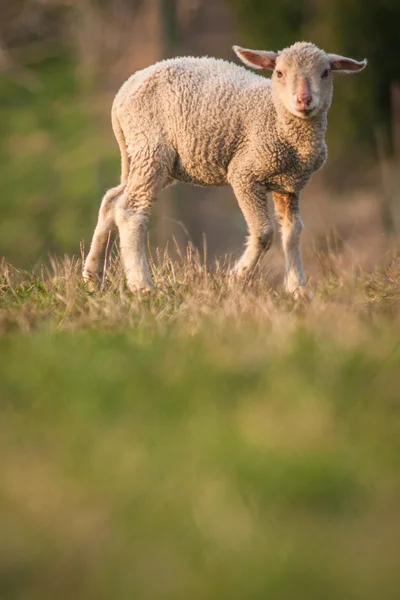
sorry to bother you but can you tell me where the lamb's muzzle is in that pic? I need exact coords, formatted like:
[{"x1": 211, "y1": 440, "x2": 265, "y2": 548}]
[{"x1": 295, "y1": 78, "x2": 313, "y2": 110}]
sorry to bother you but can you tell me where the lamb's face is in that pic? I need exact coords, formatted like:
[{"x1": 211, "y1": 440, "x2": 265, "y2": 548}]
[
  {"x1": 233, "y1": 42, "x2": 367, "y2": 121},
  {"x1": 272, "y1": 46, "x2": 333, "y2": 119}
]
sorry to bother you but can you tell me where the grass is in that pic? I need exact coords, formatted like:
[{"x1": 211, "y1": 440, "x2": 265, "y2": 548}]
[{"x1": 1, "y1": 248, "x2": 400, "y2": 600}]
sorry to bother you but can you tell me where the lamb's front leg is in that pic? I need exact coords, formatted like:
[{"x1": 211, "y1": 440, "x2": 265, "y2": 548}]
[
  {"x1": 273, "y1": 191, "x2": 311, "y2": 300},
  {"x1": 230, "y1": 176, "x2": 275, "y2": 277}
]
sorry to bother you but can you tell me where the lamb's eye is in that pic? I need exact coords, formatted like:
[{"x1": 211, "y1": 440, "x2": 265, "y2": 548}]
[
  {"x1": 322, "y1": 69, "x2": 330, "y2": 78},
  {"x1": 276, "y1": 70, "x2": 283, "y2": 78}
]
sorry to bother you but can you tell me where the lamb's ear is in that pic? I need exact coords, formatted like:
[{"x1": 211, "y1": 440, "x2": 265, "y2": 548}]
[
  {"x1": 328, "y1": 54, "x2": 367, "y2": 74},
  {"x1": 233, "y1": 46, "x2": 278, "y2": 71}
]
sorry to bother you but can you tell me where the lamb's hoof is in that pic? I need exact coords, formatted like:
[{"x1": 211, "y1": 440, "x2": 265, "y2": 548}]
[
  {"x1": 293, "y1": 287, "x2": 313, "y2": 303},
  {"x1": 83, "y1": 270, "x2": 103, "y2": 292},
  {"x1": 230, "y1": 264, "x2": 250, "y2": 279},
  {"x1": 127, "y1": 282, "x2": 153, "y2": 295}
]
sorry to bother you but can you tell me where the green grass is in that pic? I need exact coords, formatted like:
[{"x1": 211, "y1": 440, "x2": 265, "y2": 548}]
[{"x1": 1, "y1": 250, "x2": 400, "y2": 599}]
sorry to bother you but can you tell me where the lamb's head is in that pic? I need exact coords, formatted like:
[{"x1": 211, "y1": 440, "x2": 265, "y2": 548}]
[{"x1": 233, "y1": 42, "x2": 367, "y2": 120}]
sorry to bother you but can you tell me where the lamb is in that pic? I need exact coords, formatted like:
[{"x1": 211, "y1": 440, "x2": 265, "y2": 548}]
[{"x1": 83, "y1": 41, "x2": 366, "y2": 298}]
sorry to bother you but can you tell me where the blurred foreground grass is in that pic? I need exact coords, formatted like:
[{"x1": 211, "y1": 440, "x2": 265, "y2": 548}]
[{"x1": 1, "y1": 249, "x2": 400, "y2": 599}]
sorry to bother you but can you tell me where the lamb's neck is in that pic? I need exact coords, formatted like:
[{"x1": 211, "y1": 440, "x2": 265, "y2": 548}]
[{"x1": 276, "y1": 105, "x2": 327, "y2": 155}]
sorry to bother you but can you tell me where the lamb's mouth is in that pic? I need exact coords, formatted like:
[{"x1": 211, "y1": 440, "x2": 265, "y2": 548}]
[{"x1": 295, "y1": 108, "x2": 316, "y2": 118}]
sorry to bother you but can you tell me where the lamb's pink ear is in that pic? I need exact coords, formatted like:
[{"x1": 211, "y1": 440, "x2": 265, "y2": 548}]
[
  {"x1": 233, "y1": 46, "x2": 278, "y2": 71},
  {"x1": 328, "y1": 54, "x2": 367, "y2": 74}
]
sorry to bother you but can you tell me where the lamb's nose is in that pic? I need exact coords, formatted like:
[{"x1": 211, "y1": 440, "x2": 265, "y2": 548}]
[
  {"x1": 297, "y1": 94, "x2": 312, "y2": 108},
  {"x1": 295, "y1": 77, "x2": 312, "y2": 109}
]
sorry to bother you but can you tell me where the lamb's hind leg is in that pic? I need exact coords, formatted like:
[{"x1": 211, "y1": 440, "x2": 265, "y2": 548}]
[
  {"x1": 83, "y1": 183, "x2": 125, "y2": 286},
  {"x1": 230, "y1": 176, "x2": 275, "y2": 277}
]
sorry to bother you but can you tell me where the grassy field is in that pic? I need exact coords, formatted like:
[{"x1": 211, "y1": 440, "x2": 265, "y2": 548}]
[{"x1": 1, "y1": 248, "x2": 400, "y2": 600}]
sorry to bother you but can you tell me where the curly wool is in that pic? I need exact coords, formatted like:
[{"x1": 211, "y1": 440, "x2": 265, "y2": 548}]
[{"x1": 112, "y1": 48, "x2": 328, "y2": 194}]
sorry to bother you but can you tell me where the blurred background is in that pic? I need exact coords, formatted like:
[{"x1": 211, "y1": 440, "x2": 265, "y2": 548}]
[{"x1": 1, "y1": 0, "x2": 400, "y2": 275}]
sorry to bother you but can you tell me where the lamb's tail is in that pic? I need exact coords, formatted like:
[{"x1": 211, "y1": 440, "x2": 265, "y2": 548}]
[{"x1": 111, "y1": 110, "x2": 130, "y2": 184}]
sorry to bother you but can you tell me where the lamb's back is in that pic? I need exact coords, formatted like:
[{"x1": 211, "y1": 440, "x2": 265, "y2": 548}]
[{"x1": 114, "y1": 57, "x2": 272, "y2": 186}]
